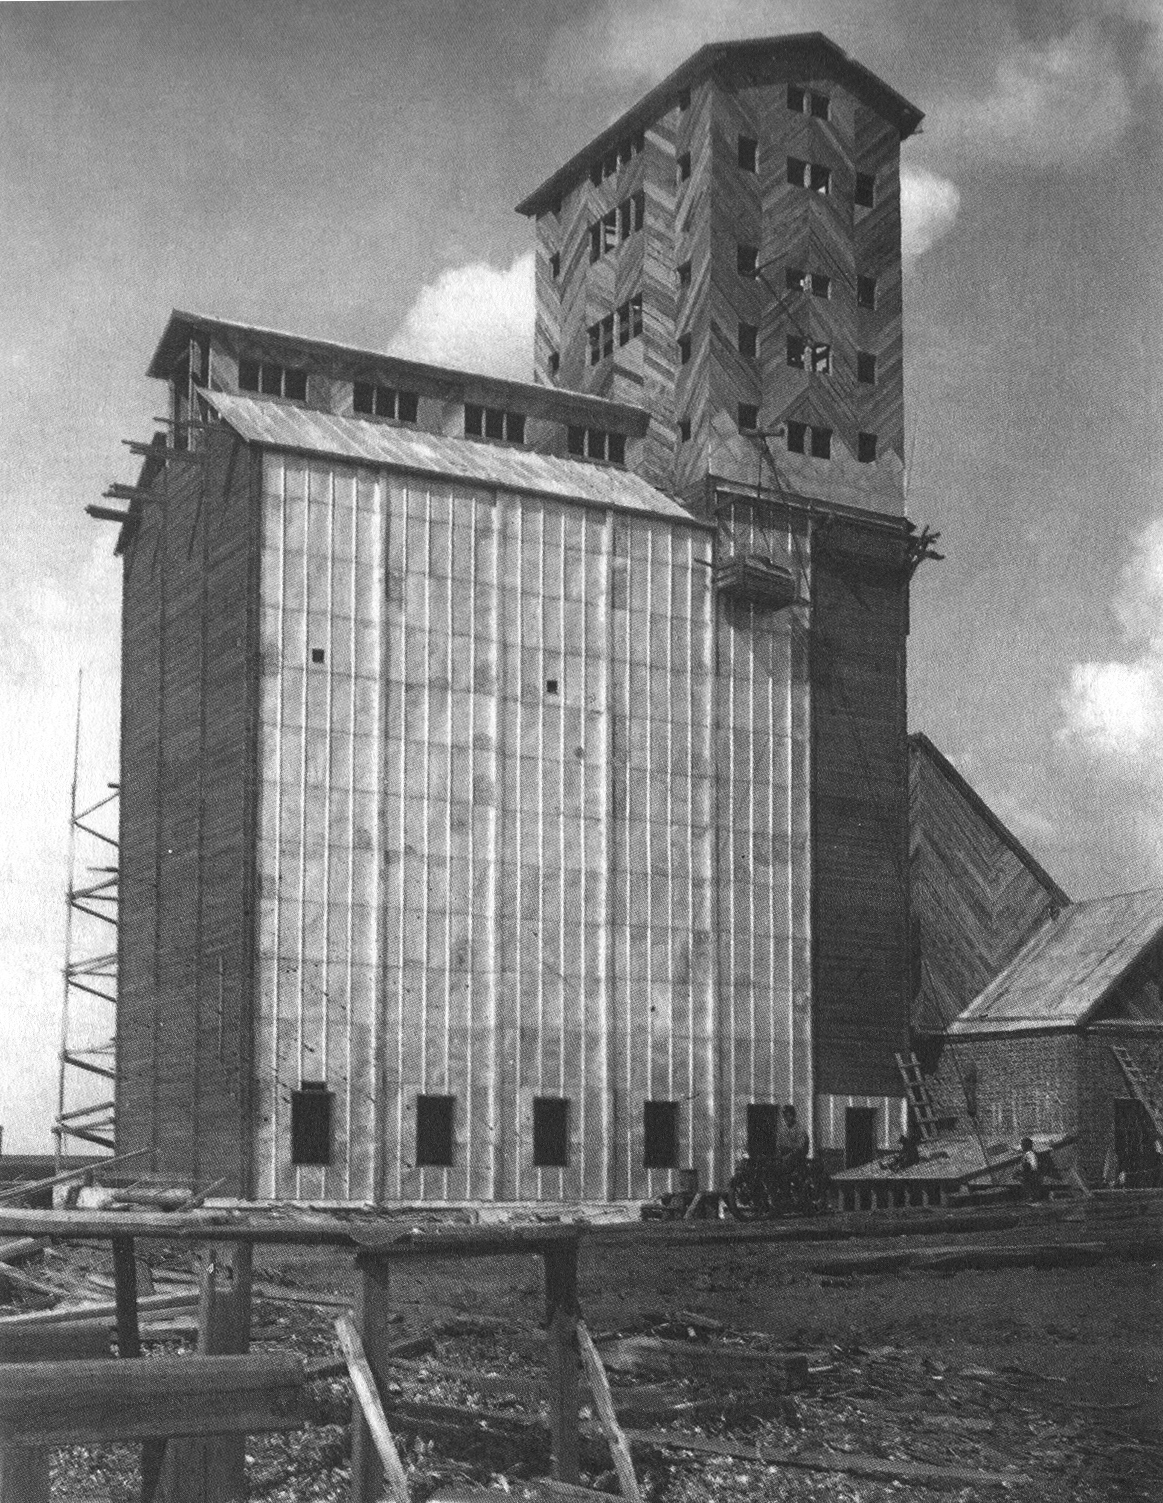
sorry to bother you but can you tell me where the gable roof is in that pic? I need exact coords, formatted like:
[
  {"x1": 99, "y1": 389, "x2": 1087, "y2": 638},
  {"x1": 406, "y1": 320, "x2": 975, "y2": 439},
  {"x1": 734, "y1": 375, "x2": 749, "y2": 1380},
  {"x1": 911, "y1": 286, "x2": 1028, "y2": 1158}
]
[
  {"x1": 200, "y1": 389, "x2": 703, "y2": 525},
  {"x1": 948, "y1": 887, "x2": 1163, "y2": 1036},
  {"x1": 516, "y1": 33, "x2": 923, "y2": 218}
]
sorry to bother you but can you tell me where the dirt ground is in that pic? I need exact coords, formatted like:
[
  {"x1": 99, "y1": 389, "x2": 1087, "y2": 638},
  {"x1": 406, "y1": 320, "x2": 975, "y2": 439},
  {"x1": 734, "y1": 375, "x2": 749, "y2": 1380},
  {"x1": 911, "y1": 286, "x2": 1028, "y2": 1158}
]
[{"x1": 47, "y1": 1234, "x2": 1163, "y2": 1501}]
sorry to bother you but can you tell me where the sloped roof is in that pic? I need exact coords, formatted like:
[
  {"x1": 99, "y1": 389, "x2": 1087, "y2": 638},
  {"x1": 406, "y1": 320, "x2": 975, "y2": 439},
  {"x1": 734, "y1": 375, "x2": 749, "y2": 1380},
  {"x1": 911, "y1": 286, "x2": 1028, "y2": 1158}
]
[
  {"x1": 516, "y1": 33, "x2": 924, "y2": 218},
  {"x1": 948, "y1": 888, "x2": 1163, "y2": 1036},
  {"x1": 201, "y1": 390, "x2": 702, "y2": 525}
]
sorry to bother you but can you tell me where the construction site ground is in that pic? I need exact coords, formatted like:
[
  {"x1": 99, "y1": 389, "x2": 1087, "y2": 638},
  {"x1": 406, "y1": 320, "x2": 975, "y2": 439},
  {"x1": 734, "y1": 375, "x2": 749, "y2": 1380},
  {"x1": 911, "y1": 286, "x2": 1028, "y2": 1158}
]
[{"x1": 32, "y1": 1214, "x2": 1162, "y2": 1503}]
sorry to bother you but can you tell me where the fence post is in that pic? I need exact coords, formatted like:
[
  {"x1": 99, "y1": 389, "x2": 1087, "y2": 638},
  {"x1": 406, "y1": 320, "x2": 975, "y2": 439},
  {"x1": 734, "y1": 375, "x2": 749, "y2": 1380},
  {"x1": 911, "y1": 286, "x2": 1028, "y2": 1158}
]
[{"x1": 543, "y1": 1237, "x2": 580, "y2": 1484}]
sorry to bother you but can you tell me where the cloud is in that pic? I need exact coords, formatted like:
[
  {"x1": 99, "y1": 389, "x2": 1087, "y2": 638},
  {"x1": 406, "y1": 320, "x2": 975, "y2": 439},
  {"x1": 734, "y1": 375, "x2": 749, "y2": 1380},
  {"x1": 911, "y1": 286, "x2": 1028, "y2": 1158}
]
[
  {"x1": 943, "y1": 20, "x2": 1135, "y2": 167},
  {"x1": 386, "y1": 252, "x2": 534, "y2": 381},
  {"x1": 1060, "y1": 518, "x2": 1163, "y2": 866},
  {"x1": 900, "y1": 166, "x2": 961, "y2": 262}
]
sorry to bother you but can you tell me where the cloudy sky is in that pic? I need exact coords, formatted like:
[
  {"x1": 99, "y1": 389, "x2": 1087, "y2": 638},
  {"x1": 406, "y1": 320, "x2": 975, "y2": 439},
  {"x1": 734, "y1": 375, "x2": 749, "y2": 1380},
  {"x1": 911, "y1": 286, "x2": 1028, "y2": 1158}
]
[{"x1": 0, "y1": 0, "x2": 1160, "y2": 1151}]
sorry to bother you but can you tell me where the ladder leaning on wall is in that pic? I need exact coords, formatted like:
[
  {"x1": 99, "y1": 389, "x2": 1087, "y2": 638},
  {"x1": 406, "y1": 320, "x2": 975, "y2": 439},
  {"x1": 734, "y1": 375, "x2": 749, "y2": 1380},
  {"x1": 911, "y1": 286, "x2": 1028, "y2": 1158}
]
[{"x1": 1109, "y1": 1045, "x2": 1163, "y2": 1142}]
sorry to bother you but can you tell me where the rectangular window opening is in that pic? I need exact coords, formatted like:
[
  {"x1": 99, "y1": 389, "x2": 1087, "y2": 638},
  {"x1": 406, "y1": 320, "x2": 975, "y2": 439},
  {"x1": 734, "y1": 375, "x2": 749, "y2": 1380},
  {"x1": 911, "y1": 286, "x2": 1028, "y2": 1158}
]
[
  {"x1": 810, "y1": 271, "x2": 831, "y2": 299},
  {"x1": 857, "y1": 275, "x2": 878, "y2": 310},
  {"x1": 787, "y1": 84, "x2": 806, "y2": 113},
  {"x1": 811, "y1": 425, "x2": 833, "y2": 459},
  {"x1": 608, "y1": 432, "x2": 626, "y2": 465},
  {"x1": 737, "y1": 402, "x2": 759, "y2": 432},
  {"x1": 738, "y1": 135, "x2": 758, "y2": 173},
  {"x1": 678, "y1": 332, "x2": 692, "y2": 365},
  {"x1": 416, "y1": 1094, "x2": 455, "y2": 1168},
  {"x1": 260, "y1": 363, "x2": 282, "y2": 396},
  {"x1": 857, "y1": 431, "x2": 878, "y2": 463},
  {"x1": 810, "y1": 92, "x2": 831, "y2": 120},
  {"x1": 238, "y1": 357, "x2": 260, "y2": 393},
  {"x1": 677, "y1": 259, "x2": 692, "y2": 290},
  {"x1": 601, "y1": 313, "x2": 615, "y2": 360},
  {"x1": 855, "y1": 172, "x2": 876, "y2": 209},
  {"x1": 679, "y1": 417, "x2": 691, "y2": 443},
  {"x1": 737, "y1": 244, "x2": 758, "y2": 277},
  {"x1": 786, "y1": 420, "x2": 807, "y2": 454},
  {"x1": 548, "y1": 352, "x2": 560, "y2": 376},
  {"x1": 397, "y1": 391, "x2": 418, "y2": 423},
  {"x1": 545, "y1": 678, "x2": 559, "y2": 696},
  {"x1": 353, "y1": 380, "x2": 375, "y2": 415},
  {"x1": 533, "y1": 1097, "x2": 570, "y2": 1168},
  {"x1": 568, "y1": 425, "x2": 585, "y2": 456},
  {"x1": 787, "y1": 336, "x2": 806, "y2": 369},
  {"x1": 633, "y1": 188, "x2": 645, "y2": 232},
  {"x1": 788, "y1": 155, "x2": 808, "y2": 188},
  {"x1": 505, "y1": 412, "x2": 526, "y2": 445},
  {"x1": 588, "y1": 324, "x2": 601, "y2": 366},
  {"x1": 857, "y1": 350, "x2": 877, "y2": 384},
  {"x1": 464, "y1": 403, "x2": 483, "y2": 437},
  {"x1": 630, "y1": 291, "x2": 643, "y2": 337},
  {"x1": 678, "y1": 151, "x2": 691, "y2": 183},
  {"x1": 484, "y1": 407, "x2": 506, "y2": 440},
  {"x1": 310, "y1": 647, "x2": 325, "y2": 665},
  {"x1": 283, "y1": 369, "x2": 308, "y2": 402},
  {"x1": 811, "y1": 343, "x2": 831, "y2": 374},
  {"x1": 586, "y1": 429, "x2": 608, "y2": 461},
  {"x1": 785, "y1": 266, "x2": 805, "y2": 293},
  {"x1": 291, "y1": 1083, "x2": 332, "y2": 1167},
  {"x1": 738, "y1": 322, "x2": 758, "y2": 358},
  {"x1": 643, "y1": 1100, "x2": 680, "y2": 1169},
  {"x1": 550, "y1": 251, "x2": 561, "y2": 279},
  {"x1": 589, "y1": 223, "x2": 602, "y2": 264}
]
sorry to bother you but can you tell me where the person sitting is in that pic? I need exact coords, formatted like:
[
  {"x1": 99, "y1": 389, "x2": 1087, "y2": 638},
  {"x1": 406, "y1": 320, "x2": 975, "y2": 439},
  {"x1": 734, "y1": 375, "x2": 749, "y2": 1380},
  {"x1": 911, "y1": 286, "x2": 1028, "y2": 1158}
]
[{"x1": 780, "y1": 1104, "x2": 810, "y2": 1173}]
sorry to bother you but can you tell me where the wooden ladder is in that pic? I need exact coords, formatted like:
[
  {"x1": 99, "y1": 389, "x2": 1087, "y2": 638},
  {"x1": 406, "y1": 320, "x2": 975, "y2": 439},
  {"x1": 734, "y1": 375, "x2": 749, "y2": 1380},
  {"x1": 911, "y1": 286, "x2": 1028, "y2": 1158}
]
[
  {"x1": 1109, "y1": 1045, "x2": 1163, "y2": 1140},
  {"x1": 894, "y1": 1052, "x2": 942, "y2": 1143}
]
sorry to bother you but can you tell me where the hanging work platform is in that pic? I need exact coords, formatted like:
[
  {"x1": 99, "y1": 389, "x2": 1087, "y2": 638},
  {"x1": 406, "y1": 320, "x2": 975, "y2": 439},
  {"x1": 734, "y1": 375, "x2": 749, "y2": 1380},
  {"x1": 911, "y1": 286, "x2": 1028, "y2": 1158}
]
[{"x1": 714, "y1": 553, "x2": 798, "y2": 610}]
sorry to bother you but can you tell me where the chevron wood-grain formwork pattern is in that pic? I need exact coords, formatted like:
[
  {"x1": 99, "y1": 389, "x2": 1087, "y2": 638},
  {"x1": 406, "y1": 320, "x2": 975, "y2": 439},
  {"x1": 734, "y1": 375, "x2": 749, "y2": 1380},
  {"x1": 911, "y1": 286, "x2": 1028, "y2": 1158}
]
[{"x1": 908, "y1": 733, "x2": 1068, "y2": 1035}]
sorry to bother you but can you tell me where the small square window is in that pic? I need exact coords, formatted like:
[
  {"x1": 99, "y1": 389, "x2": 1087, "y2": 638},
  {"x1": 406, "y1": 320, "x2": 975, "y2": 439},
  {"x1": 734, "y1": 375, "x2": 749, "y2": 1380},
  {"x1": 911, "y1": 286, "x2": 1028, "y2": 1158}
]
[
  {"x1": 857, "y1": 275, "x2": 877, "y2": 310},
  {"x1": 284, "y1": 369, "x2": 308, "y2": 401},
  {"x1": 644, "y1": 1100, "x2": 680, "y2": 1169},
  {"x1": 238, "y1": 358, "x2": 260, "y2": 392},
  {"x1": 545, "y1": 678, "x2": 559, "y2": 696},
  {"x1": 787, "y1": 420, "x2": 807, "y2": 454},
  {"x1": 857, "y1": 351, "x2": 877, "y2": 384},
  {"x1": 738, "y1": 403, "x2": 759, "y2": 432},
  {"x1": 811, "y1": 426, "x2": 832, "y2": 459},
  {"x1": 533, "y1": 1097, "x2": 570, "y2": 1167},
  {"x1": 679, "y1": 417, "x2": 691, "y2": 443},
  {"x1": 737, "y1": 244, "x2": 758, "y2": 277},
  {"x1": 810, "y1": 272, "x2": 831, "y2": 299},
  {"x1": 353, "y1": 381, "x2": 375, "y2": 415},
  {"x1": 397, "y1": 391, "x2": 419, "y2": 423},
  {"x1": 810, "y1": 92, "x2": 830, "y2": 120},
  {"x1": 310, "y1": 647, "x2": 325, "y2": 665},
  {"x1": 678, "y1": 333, "x2": 692, "y2": 365},
  {"x1": 677, "y1": 259, "x2": 691, "y2": 290},
  {"x1": 787, "y1": 84, "x2": 806, "y2": 113},
  {"x1": 858, "y1": 431, "x2": 878, "y2": 463},
  {"x1": 416, "y1": 1094, "x2": 455, "y2": 1167},
  {"x1": 550, "y1": 251, "x2": 561, "y2": 279},
  {"x1": 678, "y1": 151, "x2": 691, "y2": 183},
  {"x1": 291, "y1": 1083, "x2": 332, "y2": 1167},
  {"x1": 855, "y1": 173, "x2": 875, "y2": 209},
  {"x1": 738, "y1": 322, "x2": 758, "y2": 358},
  {"x1": 568, "y1": 426, "x2": 585, "y2": 456},
  {"x1": 464, "y1": 403, "x2": 484, "y2": 437},
  {"x1": 738, "y1": 135, "x2": 758, "y2": 172}
]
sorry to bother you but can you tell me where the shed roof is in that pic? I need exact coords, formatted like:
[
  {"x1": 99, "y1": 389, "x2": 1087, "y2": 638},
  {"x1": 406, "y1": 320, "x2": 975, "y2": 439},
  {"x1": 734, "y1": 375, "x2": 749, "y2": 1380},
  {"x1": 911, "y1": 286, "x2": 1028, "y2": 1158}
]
[
  {"x1": 201, "y1": 390, "x2": 702, "y2": 525},
  {"x1": 516, "y1": 33, "x2": 923, "y2": 218},
  {"x1": 948, "y1": 887, "x2": 1163, "y2": 1036}
]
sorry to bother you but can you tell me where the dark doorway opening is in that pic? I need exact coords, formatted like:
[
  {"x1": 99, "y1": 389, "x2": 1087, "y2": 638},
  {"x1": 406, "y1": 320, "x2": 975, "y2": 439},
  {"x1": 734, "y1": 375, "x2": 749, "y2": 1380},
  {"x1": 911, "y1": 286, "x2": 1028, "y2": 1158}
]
[
  {"x1": 845, "y1": 1106, "x2": 878, "y2": 1169},
  {"x1": 533, "y1": 1097, "x2": 570, "y2": 1168}
]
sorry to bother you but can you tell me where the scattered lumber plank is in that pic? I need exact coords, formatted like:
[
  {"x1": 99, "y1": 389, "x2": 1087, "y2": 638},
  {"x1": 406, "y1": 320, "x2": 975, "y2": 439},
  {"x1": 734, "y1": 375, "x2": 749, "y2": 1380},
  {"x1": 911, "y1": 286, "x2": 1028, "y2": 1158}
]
[
  {"x1": 336, "y1": 1312, "x2": 411, "y2": 1503},
  {"x1": 624, "y1": 1427, "x2": 1015, "y2": 1489},
  {"x1": 0, "y1": 1319, "x2": 109, "y2": 1363},
  {"x1": 0, "y1": 1290, "x2": 199, "y2": 1328},
  {"x1": 0, "y1": 1352, "x2": 307, "y2": 1446},
  {"x1": 597, "y1": 1335, "x2": 808, "y2": 1388},
  {"x1": 577, "y1": 1320, "x2": 642, "y2": 1503},
  {"x1": 0, "y1": 1239, "x2": 47, "y2": 1265}
]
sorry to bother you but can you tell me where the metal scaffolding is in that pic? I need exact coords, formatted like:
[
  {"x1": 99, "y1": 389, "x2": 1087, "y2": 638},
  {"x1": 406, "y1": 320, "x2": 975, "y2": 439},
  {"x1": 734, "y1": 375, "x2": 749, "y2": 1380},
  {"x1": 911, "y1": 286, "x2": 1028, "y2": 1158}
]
[{"x1": 54, "y1": 675, "x2": 118, "y2": 1169}]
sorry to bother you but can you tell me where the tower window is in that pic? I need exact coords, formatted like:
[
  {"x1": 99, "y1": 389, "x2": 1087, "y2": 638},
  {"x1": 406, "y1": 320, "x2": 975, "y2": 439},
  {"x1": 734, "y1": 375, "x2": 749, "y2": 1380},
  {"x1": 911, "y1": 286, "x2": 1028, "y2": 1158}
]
[
  {"x1": 568, "y1": 426, "x2": 585, "y2": 456},
  {"x1": 679, "y1": 417, "x2": 691, "y2": 443},
  {"x1": 857, "y1": 432, "x2": 878, "y2": 463},
  {"x1": 416, "y1": 1094, "x2": 455, "y2": 1167},
  {"x1": 785, "y1": 268, "x2": 829, "y2": 298},
  {"x1": 787, "y1": 84, "x2": 806, "y2": 112},
  {"x1": 290, "y1": 1082, "x2": 332, "y2": 1167},
  {"x1": 738, "y1": 136, "x2": 758, "y2": 173},
  {"x1": 677, "y1": 259, "x2": 691, "y2": 290},
  {"x1": 737, "y1": 244, "x2": 758, "y2": 277},
  {"x1": 857, "y1": 351, "x2": 877, "y2": 384},
  {"x1": 678, "y1": 151, "x2": 691, "y2": 183},
  {"x1": 787, "y1": 337, "x2": 830, "y2": 372},
  {"x1": 550, "y1": 251, "x2": 560, "y2": 279},
  {"x1": 568, "y1": 427, "x2": 626, "y2": 465},
  {"x1": 240, "y1": 360, "x2": 307, "y2": 401},
  {"x1": 787, "y1": 421, "x2": 832, "y2": 459},
  {"x1": 588, "y1": 193, "x2": 644, "y2": 263},
  {"x1": 788, "y1": 85, "x2": 829, "y2": 119},
  {"x1": 533, "y1": 1097, "x2": 570, "y2": 1168},
  {"x1": 738, "y1": 322, "x2": 758, "y2": 358},
  {"x1": 644, "y1": 1101, "x2": 680, "y2": 1169},
  {"x1": 310, "y1": 647, "x2": 325, "y2": 665},
  {"x1": 857, "y1": 275, "x2": 878, "y2": 310},
  {"x1": 810, "y1": 93, "x2": 831, "y2": 120},
  {"x1": 545, "y1": 678, "x2": 559, "y2": 696},
  {"x1": 810, "y1": 272, "x2": 831, "y2": 298},
  {"x1": 353, "y1": 383, "x2": 418, "y2": 422},
  {"x1": 787, "y1": 420, "x2": 807, "y2": 454},
  {"x1": 855, "y1": 173, "x2": 876, "y2": 209},
  {"x1": 787, "y1": 158, "x2": 831, "y2": 195},
  {"x1": 737, "y1": 403, "x2": 759, "y2": 432},
  {"x1": 810, "y1": 426, "x2": 832, "y2": 459},
  {"x1": 678, "y1": 333, "x2": 692, "y2": 365},
  {"x1": 616, "y1": 293, "x2": 643, "y2": 344},
  {"x1": 785, "y1": 266, "x2": 805, "y2": 293}
]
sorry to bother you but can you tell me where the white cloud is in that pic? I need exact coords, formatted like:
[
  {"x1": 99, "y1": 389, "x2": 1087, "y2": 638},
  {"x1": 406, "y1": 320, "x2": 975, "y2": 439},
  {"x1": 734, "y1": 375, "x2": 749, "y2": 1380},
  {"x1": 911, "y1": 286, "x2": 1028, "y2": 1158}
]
[
  {"x1": 386, "y1": 253, "x2": 534, "y2": 381},
  {"x1": 900, "y1": 166, "x2": 961, "y2": 262},
  {"x1": 944, "y1": 20, "x2": 1135, "y2": 166},
  {"x1": 1061, "y1": 520, "x2": 1163, "y2": 866}
]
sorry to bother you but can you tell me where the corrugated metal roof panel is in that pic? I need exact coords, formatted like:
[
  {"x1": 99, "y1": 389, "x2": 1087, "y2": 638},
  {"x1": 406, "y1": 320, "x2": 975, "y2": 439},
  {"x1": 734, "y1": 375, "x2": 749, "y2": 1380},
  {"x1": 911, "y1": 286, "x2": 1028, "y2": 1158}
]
[
  {"x1": 203, "y1": 390, "x2": 701, "y2": 525},
  {"x1": 948, "y1": 887, "x2": 1163, "y2": 1035}
]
